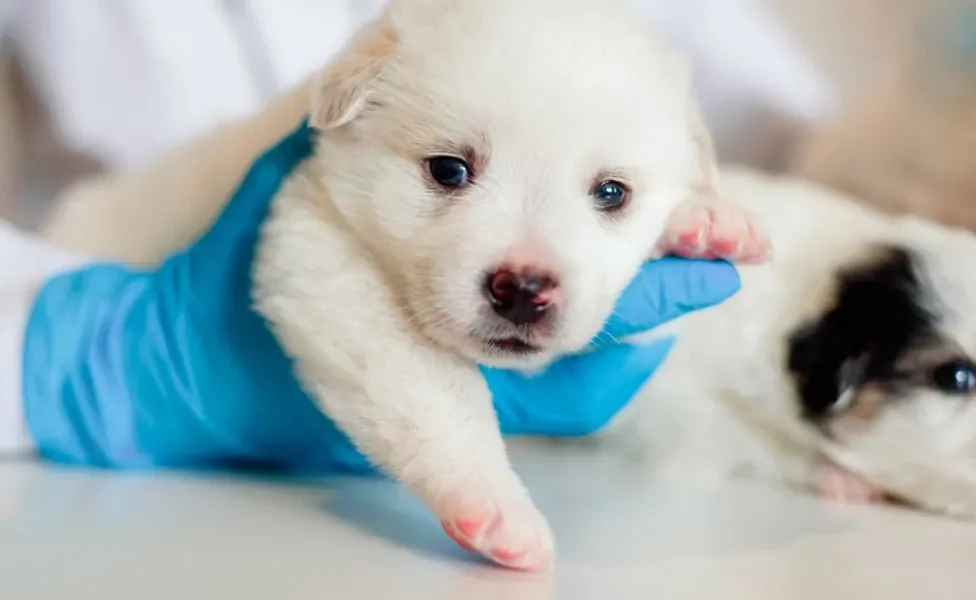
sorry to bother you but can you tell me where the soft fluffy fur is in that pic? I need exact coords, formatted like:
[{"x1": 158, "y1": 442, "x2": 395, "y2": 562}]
[
  {"x1": 253, "y1": 0, "x2": 771, "y2": 571},
  {"x1": 45, "y1": 0, "x2": 772, "y2": 571},
  {"x1": 597, "y1": 170, "x2": 976, "y2": 519},
  {"x1": 41, "y1": 0, "x2": 976, "y2": 571}
]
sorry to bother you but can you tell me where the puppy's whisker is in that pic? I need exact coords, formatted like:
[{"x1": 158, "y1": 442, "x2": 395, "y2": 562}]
[{"x1": 592, "y1": 331, "x2": 615, "y2": 349}]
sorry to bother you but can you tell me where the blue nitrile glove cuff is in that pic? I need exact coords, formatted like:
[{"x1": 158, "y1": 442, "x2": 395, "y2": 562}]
[{"x1": 24, "y1": 262, "x2": 375, "y2": 473}]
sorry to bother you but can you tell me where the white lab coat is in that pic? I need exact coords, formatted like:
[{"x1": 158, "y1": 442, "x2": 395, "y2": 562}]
[
  {"x1": 7, "y1": 0, "x2": 386, "y2": 169},
  {"x1": 0, "y1": 0, "x2": 835, "y2": 451}
]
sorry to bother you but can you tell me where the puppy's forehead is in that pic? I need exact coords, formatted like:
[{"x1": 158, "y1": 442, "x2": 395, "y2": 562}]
[
  {"x1": 387, "y1": 0, "x2": 692, "y2": 143},
  {"x1": 916, "y1": 234, "x2": 976, "y2": 355}
]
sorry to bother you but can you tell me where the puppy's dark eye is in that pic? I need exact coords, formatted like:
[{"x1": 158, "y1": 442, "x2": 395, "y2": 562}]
[
  {"x1": 427, "y1": 157, "x2": 470, "y2": 189},
  {"x1": 930, "y1": 360, "x2": 976, "y2": 395},
  {"x1": 591, "y1": 180, "x2": 629, "y2": 212}
]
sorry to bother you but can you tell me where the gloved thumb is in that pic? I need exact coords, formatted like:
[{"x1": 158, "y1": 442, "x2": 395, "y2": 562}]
[
  {"x1": 493, "y1": 336, "x2": 675, "y2": 437},
  {"x1": 554, "y1": 336, "x2": 676, "y2": 436}
]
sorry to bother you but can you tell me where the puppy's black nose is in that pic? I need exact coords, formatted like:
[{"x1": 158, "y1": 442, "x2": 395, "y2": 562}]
[{"x1": 485, "y1": 268, "x2": 558, "y2": 326}]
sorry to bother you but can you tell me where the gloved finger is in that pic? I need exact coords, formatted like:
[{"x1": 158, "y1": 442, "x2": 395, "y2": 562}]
[
  {"x1": 193, "y1": 120, "x2": 315, "y2": 258},
  {"x1": 601, "y1": 257, "x2": 740, "y2": 340},
  {"x1": 492, "y1": 337, "x2": 675, "y2": 437}
]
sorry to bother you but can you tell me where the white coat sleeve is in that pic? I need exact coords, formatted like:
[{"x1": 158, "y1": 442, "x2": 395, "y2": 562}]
[
  {"x1": 0, "y1": 221, "x2": 95, "y2": 455},
  {"x1": 0, "y1": 0, "x2": 24, "y2": 33}
]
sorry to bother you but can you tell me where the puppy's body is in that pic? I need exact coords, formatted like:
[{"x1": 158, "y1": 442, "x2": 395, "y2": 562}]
[
  {"x1": 43, "y1": 0, "x2": 768, "y2": 571},
  {"x1": 608, "y1": 169, "x2": 976, "y2": 518},
  {"x1": 250, "y1": 0, "x2": 775, "y2": 569},
  {"x1": 42, "y1": 81, "x2": 313, "y2": 265}
]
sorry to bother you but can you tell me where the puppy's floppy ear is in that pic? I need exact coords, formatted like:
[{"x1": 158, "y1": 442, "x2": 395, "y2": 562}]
[
  {"x1": 787, "y1": 247, "x2": 936, "y2": 421},
  {"x1": 688, "y1": 102, "x2": 720, "y2": 198},
  {"x1": 310, "y1": 21, "x2": 400, "y2": 130}
]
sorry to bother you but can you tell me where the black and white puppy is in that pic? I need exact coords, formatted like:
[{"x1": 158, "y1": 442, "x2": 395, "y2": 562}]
[{"x1": 591, "y1": 168, "x2": 976, "y2": 518}]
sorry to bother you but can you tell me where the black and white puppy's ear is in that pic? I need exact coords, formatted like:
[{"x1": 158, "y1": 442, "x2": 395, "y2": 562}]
[
  {"x1": 787, "y1": 247, "x2": 937, "y2": 421},
  {"x1": 310, "y1": 20, "x2": 400, "y2": 131}
]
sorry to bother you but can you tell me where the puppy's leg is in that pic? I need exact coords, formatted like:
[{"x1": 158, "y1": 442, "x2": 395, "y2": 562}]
[
  {"x1": 314, "y1": 353, "x2": 554, "y2": 570},
  {"x1": 808, "y1": 458, "x2": 887, "y2": 504},
  {"x1": 255, "y1": 192, "x2": 553, "y2": 571},
  {"x1": 655, "y1": 202, "x2": 771, "y2": 264},
  {"x1": 767, "y1": 451, "x2": 887, "y2": 505}
]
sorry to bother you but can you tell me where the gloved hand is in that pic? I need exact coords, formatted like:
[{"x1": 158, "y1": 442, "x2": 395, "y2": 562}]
[
  {"x1": 487, "y1": 255, "x2": 736, "y2": 437},
  {"x1": 23, "y1": 121, "x2": 739, "y2": 473}
]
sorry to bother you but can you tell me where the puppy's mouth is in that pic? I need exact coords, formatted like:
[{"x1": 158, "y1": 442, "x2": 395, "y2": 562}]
[{"x1": 480, "y1": 336, "x2": 544, "y2": 356}]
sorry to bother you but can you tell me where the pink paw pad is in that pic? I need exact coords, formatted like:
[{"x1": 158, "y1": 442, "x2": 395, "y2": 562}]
[
  {"x1": 812, "y1": 463, "x2": 886, "y2": 504},
  {"x1": 442, "y1": 512, "x2": 491, "y2": 552},
  {"x1": 443, "y1": 520, "x2": 478, "y2": 552},
  {"x1": 659, "y1": 203, "x2": 771, "y2": 264},
  {"x1": 490, "y1": 547, "x2": 528, "y2": 565},
  {"x1": 439, "y1": 505, "x2": 554, "y2": 571}
]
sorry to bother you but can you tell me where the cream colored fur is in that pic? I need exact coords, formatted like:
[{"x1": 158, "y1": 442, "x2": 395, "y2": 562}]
[
  {"x1": 42, "y1": 80, "x2": 313, "y2": 264},
  {"x1": 47, "y1": 0, "x2": 768, "y2": 571}
]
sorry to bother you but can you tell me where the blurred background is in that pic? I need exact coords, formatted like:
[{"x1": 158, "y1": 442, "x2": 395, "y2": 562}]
[{"x1": 0, "y1": 0, "x2": 973, "y2": 231}]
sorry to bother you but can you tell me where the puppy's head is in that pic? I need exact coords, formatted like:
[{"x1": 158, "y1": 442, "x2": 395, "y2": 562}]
[
  {"x1": 307, "y1": 0, "x2": 715, "y2": 368},
  {"x1": 788, "y1": 222, "x2": 976, "y2": 516}
]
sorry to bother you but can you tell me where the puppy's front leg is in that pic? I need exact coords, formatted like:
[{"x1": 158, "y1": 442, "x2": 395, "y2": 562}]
[
  {"x1": 254, "y1": 205, "x2": 553, "y2": 570},
  {"x1": 309, "y1": 348, "x2": 554, "y2": 571}
]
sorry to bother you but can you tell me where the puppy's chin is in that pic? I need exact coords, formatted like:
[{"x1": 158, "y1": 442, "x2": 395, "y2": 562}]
[
  {"x1": 473, "y1": 343, "x2": 560, "y2": 371},
  {"x1": 429, "y1": 326, "x2": 562, "y2": 370},
  {"x1": 460, "y1": 327, "x2": 604, "y2": 372},
  {"x1": 406, "y1": 287, "x2": 604, "y2": 370},
  {"x1": 412, "y1": 314, "x2": 565, "y2": 370}
]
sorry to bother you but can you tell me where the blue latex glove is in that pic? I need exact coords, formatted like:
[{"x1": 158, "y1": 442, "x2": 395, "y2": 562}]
[{"x1": 23, "y1": 121, "x2": 739, "y2": 473}]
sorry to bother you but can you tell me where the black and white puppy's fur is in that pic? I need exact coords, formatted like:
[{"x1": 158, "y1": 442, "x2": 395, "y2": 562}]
[{"x1": 590, "y1": 168, "x2": 976, "y2": 519}]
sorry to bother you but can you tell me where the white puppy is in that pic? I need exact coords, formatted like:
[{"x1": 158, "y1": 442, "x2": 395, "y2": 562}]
[
  {"x1": 45, "y1": 0, "x2": 768, "y2": 571},
  {"x1": 252, "y1": 0, "x2": 768, "y2": 570}
]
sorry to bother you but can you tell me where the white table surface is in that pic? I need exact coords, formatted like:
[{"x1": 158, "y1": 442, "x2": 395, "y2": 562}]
[{"x1": 2, "y1": 445, "x2": 974, "y2": 600}]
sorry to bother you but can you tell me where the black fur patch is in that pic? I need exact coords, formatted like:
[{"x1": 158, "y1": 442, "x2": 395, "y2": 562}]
[{"x1": 787, "y1": 247, "x2": 938, "y2": 422}]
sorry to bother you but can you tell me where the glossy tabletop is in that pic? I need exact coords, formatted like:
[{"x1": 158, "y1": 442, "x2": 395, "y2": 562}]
[{"x1": 2, "y1": 445, "x2": 974, "y2": 600}]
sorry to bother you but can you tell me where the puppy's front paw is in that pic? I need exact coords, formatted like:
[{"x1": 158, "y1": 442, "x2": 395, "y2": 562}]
[
  {"x1": 810, "y1": 461, "x2": 886, "y2": 504},
  {"x1": 439, "y1": 496, "x2": 554, "y2": 571},
  {"x1": 657, "y1": 203, "x2": 771, "y2": 264}
]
